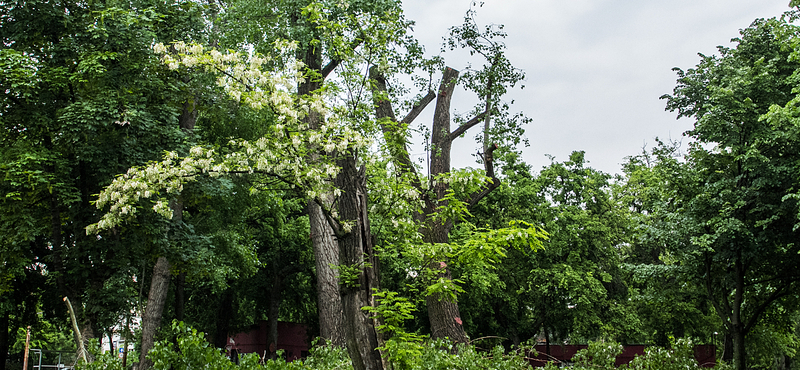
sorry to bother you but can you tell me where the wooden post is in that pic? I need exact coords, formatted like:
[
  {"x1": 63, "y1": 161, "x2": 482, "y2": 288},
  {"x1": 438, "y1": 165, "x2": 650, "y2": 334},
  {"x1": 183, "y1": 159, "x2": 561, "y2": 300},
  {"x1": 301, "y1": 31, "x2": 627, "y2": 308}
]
[
  {"x1": 63, "y1": 297, "x2": 87, "y2": 363},
  {"x1": 22, "y1": 326, "x2": 30, "y2": 370}
]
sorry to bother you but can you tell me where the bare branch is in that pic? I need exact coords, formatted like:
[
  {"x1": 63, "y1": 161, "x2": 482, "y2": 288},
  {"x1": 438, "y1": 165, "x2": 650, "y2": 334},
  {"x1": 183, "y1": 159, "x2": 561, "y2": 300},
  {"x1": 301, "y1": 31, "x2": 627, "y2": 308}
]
[
  {"x1": 369, "y1": 67, "x2": 424, "y2": 193},
  {"x1": 447, "y1": 111, "x2": 487, "y2": 142},
  {"x1": 401, "y1": 90, "x2": 436, "y2": 124}
]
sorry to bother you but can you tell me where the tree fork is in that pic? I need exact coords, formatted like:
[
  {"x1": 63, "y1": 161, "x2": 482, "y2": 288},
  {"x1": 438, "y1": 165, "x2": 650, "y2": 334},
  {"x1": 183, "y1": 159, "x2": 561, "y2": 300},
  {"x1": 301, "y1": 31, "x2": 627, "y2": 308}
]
[{"x1": 370, "y1": 65, "x2": 502, "y2": 344}]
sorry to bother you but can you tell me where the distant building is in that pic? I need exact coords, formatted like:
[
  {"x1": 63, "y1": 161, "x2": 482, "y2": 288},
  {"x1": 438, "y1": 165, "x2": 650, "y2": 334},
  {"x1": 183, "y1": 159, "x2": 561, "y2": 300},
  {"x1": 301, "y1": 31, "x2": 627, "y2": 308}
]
[
  {"x1": 101, "y1": 316, "x2": 140, "y2": 357},
  {"x1": 226, "y1": 321, "x2": 309, "y2": 362},
  {"x1": 528, "y1": 344, "x2": 716, "y2": 367}
]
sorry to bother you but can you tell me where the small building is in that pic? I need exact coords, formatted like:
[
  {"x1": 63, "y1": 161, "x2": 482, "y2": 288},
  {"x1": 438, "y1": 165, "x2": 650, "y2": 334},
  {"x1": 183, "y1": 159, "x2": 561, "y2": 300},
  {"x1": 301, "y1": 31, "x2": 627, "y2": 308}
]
[
  {"x1": 226, "y1": 321, "x2": 309, "y2": 361},
  {"x1": 528, "y1": 344, "x2": 716, "y2": 367}
]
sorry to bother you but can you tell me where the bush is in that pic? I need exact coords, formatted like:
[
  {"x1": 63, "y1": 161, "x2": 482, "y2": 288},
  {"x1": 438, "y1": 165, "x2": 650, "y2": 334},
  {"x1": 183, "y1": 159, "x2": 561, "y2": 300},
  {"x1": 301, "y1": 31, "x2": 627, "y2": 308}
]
[{"x1": 413, "y1": 339, "x2": 532, "y2": 370}]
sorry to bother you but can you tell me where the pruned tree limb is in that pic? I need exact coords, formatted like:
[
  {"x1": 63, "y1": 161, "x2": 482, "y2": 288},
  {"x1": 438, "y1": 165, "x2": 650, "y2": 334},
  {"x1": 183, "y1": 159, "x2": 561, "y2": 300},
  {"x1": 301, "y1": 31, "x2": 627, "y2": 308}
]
[
  {"x1": 401, "y1": 90, "x2": 436, "y2": 124},
  {"x1": 447, "y1": 111, "x2": 487, "y2": 142},
  {"x1": 369, "y1": 67, "x2": 425, "y2": 198},
  {"x1": 467, "y1": 143, "x2": 500, "y2": 209}
]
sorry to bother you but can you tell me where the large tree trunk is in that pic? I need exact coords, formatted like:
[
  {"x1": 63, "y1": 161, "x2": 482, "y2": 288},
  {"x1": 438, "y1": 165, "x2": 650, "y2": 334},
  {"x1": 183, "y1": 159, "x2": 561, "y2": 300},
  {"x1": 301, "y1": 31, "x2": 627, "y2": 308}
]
[
  {"x1": 731, "y1": 252, "x2": 747, "y2": 370},
  {"x1": 424, "y1": 266, "x2": 467, "y2": 344},
  {"x1": 137, "y1": 256, "x2": 172, "y2": 370},
  {"x1": 298, "y1": 43, "x2": 346, "y2": 347},
  {"x1": 722, "y1": 333, "x2": 733, "y2": 362},
  {"x1": 335, "y1": 151, "x2": 383, "y2": 370},
  {"x1": 309, "y1": 200, "x2": 346, "y2": 346},
  {"x1": 370, "y1": 66, "x2": 502, "y2": 345},
  {"x1": 732, "y1": 327, "x2": 746, "y2": 370},
  {"x1": 423, "y1": 67, "x2": 469, "y2": 344}
]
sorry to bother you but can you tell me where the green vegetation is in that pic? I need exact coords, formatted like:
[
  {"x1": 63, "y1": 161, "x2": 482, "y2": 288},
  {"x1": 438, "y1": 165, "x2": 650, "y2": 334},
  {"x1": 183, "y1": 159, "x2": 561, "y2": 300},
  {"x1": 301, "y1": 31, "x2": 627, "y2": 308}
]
[{"x1": 4, "y1": 0, "x2": 800, "y2": 369}]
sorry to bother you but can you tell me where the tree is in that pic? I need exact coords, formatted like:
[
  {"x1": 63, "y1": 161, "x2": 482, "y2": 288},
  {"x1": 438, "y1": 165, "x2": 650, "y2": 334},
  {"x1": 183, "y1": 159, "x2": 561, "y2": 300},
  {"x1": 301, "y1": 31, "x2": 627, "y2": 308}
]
[
  {"x1": 661, "y1": 13, "x2": 800, "y2": 369},
  {"x1": 211, "y1": 0, "x2": 421, "y2": 351},
  {"x1": 368, "y1": 3, "x2": 528, "y2": 343},
  {"x1": 87, "y1": 23, "x2": 395, "y2": 370},
  {"x1": 461, "y1": 152, "x2": 637, "y2": 347},
  {"x1": 615, "y1": 143, "x2": 720, "y2": 347},
  {"x1": 1, "y1": 0, "x2": 208, "y2": 364},
  {"x1": 86, "y1": 2, "x2": 534, "y2": 368}
]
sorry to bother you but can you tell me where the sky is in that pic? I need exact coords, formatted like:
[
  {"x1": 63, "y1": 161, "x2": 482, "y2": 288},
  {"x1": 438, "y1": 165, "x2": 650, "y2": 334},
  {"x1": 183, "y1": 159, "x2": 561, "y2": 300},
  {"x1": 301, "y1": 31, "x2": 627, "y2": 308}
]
[{"x1": 399, "y1": 0, "x2": 794, "y2": 175}]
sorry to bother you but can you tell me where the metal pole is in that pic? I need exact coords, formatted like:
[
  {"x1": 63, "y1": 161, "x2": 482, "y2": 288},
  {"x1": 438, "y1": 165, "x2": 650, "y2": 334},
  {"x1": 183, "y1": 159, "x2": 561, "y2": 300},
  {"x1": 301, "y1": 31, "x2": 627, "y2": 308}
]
[{"x1": 22, "y1": 326, "x2": 31, "y2": 370}]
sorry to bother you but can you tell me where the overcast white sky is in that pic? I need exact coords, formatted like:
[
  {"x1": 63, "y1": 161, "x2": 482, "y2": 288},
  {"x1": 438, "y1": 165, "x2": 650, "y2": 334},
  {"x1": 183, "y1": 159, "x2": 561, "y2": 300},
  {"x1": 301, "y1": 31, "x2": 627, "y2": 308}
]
[{"x1": 400, "y1": 0, "x2": 793, "y2": 175}]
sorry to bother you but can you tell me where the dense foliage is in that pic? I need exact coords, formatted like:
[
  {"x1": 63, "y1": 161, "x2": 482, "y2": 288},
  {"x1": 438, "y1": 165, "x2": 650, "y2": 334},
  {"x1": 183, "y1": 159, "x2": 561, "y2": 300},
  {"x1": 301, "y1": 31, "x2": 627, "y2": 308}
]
[{"x1": 4, "y1": 1, "x2": 800, "y2": 370}]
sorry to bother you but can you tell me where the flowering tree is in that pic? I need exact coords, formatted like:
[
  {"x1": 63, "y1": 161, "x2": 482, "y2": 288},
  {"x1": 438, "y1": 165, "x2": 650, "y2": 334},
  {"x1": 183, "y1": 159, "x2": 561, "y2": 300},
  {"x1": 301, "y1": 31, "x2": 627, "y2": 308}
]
[{"x1": 87, "y1": 5, "x2": 409, "y2": 368}]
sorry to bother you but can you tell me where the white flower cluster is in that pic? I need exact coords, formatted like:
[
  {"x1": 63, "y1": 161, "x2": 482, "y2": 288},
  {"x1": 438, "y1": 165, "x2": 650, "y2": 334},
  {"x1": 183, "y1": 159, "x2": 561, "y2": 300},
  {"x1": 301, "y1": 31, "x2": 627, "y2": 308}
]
[
  {"x1": 87, "y1": 42, "x2": 377, "y2": 234},
  {"x1": 432, "y1": 168, "x2": 490, "y2": 197}
]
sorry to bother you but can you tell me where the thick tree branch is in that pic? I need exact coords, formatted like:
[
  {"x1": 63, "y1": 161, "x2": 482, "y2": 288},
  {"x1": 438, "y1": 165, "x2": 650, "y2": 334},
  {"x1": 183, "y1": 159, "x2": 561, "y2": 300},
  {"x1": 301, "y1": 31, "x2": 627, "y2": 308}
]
[
  {"x1": 446, "y1": 111, "x2": 487, "y2": 142},
  {"x1": 743, "y1": 279, "x2": 798, "y2": 334},
  {"x1": 401, "y1": 90, "x2": 436, "y2": 124},
  {"x1": 705, "y1": 255, "x2": 733, "y2": 330},
  {"x1": 321, "y1": 37, "x2": 364, "y2": 78},
  {"x1": 369, "y1": 67, "x2": 425, "y2": 200},
  {"x1": 320, "y1": 59, "x2": 341, "y2": 80},
  {"x1": 467, "y1": 143, "x2": 500, "y2": 209}
]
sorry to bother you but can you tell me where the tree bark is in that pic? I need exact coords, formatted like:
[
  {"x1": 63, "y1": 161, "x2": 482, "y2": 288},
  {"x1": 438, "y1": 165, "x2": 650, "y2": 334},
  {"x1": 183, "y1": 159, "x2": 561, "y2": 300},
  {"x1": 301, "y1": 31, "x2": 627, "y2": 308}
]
[
  {"x1": 732, "y1": 326, "x2": 746, "y2": 370},
  {"x1": 722, "y1": 333, "x2": 733, "y2": 362},
  {"x1": 424, "y1": 268, "x2": 467, "y2": 344},
  {"x1": 423, "y1": 67, "x2": 469, "y2": 344},
  {"x1": 309, "y1": 200, "x2": 346, "y2": 346},
  {"x1": 107, "y1": 331, "x2": 115, "y2": 358},
  {"x1": 137, "y1": 256, "x2": 171, "y2": 370},
  {"x1": 298, "y1": 42, "x2": 346, "y2": 348},
  {"x1": 335, "y1": 151, "x2": 383, "y2": 370},
  {"x1": 731, "y1": 249, "x2": 747, "y2": 370}
]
